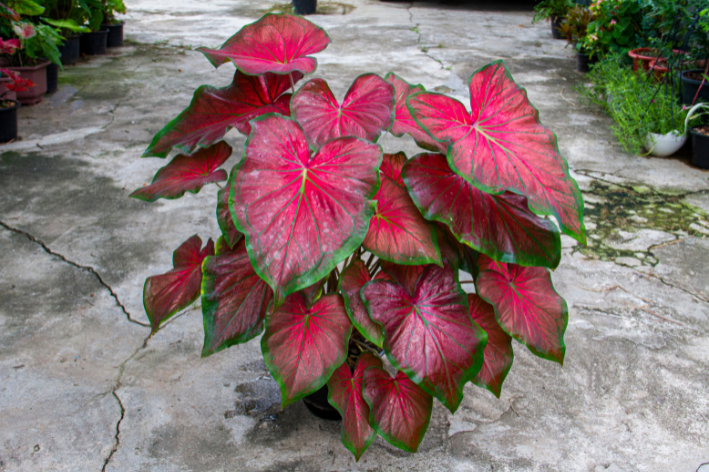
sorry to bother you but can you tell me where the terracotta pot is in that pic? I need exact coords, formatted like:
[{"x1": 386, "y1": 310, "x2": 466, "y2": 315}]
[
  {"x1": 0, "y1": 99, "x2": 20, "y2": 143},
  {"x1": 628, "y1": 48, "x2": 661, "y2": 72},
  {"x1": 0, "y1": 75, "x2": 17, "y2": 101},
  {"x1": 2, "y1": 60, "x2": 50, "y2": 105}
]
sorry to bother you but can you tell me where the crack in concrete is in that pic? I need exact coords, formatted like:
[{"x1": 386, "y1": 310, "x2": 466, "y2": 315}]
[
  {"x1": 0, "y1": 220, "x2": 151, "y2": 328},
  {"x1": 406, "y1": 3, "x2": 449, "y2": 71}
]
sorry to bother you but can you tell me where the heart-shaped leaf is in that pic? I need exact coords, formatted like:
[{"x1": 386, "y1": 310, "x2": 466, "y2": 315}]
[
  {"x1": 290, "y1": 74, "x2": 395, "y2": 148},
  {"x1": 362, "y1": 263, "x2": 487, "y2": 413},
  {"x1": 380, "y1": 152, "x2": 406, "y2": 187},
  {"x1": 338, "y1": 259, "x2": 384, "y2": 347},
  {"x1": 262, "y1": 292, "x2": 352, "y2": 407},
  {"x1": 363, "y1": 366, "x2": 433, "y2": 453},
  {"x1": 467, "y1": 294, "x2": 513, "y2": 398},
  {"x1": 144, "y1": 71, "x2": 301, "y2": 158},
  {"x1": 131, "y1": 141, "x2": 230, "y2": 202},
  {"x1": 197, "y1": 13, "x2": 330, "y2": 75},
  {"x1": 144, "y1": 235, "x2": 215, "y2": 333},
  {"x1": 407, "y1": 61, "x2": 585, "y2": 244},
  {"x1": 379, "y1": 261, "x2": 424, "y2": 295},
  {"x1": 434, "y1": 223, "x2": 479, "y2": 275},
  {"x1": 385, "y1": 73, "x2": 446, "y2": 153},
  {"x1": 230, "y1": 114, "x2": 381, "y2": 305},
  {"x1": 201, "y1": 237, "x2": 273, "y2": 357},
  {"x1": 476, "y1": 254, "x2": 568, "y2": 364},
  {"x1": 327, "y1": 353, "x2": 382, "y2": 461},
  {"x1": 216, "y1": 172, "x2": 243, "y2": 249},
  {"x1": 362, "y1": 175, "x2": 442, "y2": 266},
  {"x1": 402, "y1": 152, "x2": 561, "y2": 268}
]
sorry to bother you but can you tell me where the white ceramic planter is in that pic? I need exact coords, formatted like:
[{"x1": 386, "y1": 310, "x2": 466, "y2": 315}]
[{"x1": 644, "y1": 131, "x2": 687, "y2": 157}]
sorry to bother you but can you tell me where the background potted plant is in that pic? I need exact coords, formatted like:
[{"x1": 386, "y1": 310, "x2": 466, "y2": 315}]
[
  {"x1": 42, "y1": 0, "x2": 91, "y2": 65},
  {"x1": 686, "y1": 103, "x2": 709, "y2": 168},
  {"x1": 79, "y1": 0, "x2": 108, "y2": 56},
  {"x1": 533, "y1": 0, "x2": 574, "y2": 39},
  {"x1": 100, "y1": 0, "x2": 126, "y2": 47},
  {"x1": 131, "y1": 13, "x2": 586, "y2": 459},
  {"x1": 558, "y1": 5, "x2": 595, "y2": 71},
  {"x1": 0, "y1": 67, "x2": 35, "y2": 143}
]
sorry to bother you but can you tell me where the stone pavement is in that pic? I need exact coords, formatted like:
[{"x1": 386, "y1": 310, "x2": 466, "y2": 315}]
[{"x1": 1, "y1": 0, "x2": 708, "y2": 470}]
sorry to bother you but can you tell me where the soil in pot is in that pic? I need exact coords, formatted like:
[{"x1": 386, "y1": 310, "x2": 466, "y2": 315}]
[
  {"x1": 681, "y1": 70, "x2": 709, "y2": 105},
  {"x1": 551, "y1": 16, "x2": 564, "y2": 39},
  {"x1": 46, "y1": 62, "x2": 58, "y2": 94},
  {"x1": 0, "y1": 99, "x2": 19, "y2": 143},
  {"x1": 103, "y1": 22, "x2": 124, "y2": 48},
  {"x1": 690, "y1": 125, "x2": 709, "y2": 169},
  {"x1": 293, "y1": 0, "x2": 316, "y2": 14},
  {"x1": 81, "y1": 30, "x2": 108, "y2": 56},
  {"x1": 58, "y1": 35, "x2": 81, "y2": 65}
]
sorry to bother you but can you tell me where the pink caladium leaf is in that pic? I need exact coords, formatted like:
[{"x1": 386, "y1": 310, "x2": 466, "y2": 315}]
[
  {"x1": 434, "y1": 223, "x2": 479, "y2": 275},
  {"x1": 476, "y1": 254, "x2": 568, "y2": 364},
  {"x1": 362, "y1": 174, "x2": 442, "y2": 266},
  {"x1": 363, "y1": 365, "x2": 433, "y2": 453},
  {"x1": 362, "y1": 263, "x2": 487, "y2": 413},
  {"x1": 262, "y1": 292, "x2": 352, "y2": 407},
  {"x1": 467, "y1": 294, "x2": 513, "y2": 398},
  {"x1": 230, "y1": 114, "x2": 381, "y2": 305},
  {"x1": 197, "y1": 13, "x2": 330, "y2": 75},
  {"x1": 379, "y1": 261, "x2": 424, "y2": 295},
  {"x1": 338, "y1": 259, "x2": 384, "y2": 347},
  {"x1": 384, "y1": 73, "x2": 446, "y2": 153},
  {"x1": 407, "y1": 61, "x2": 585, "y2": 244},
  {"x1": 290, "y1": 74, "x2": 395, "y2": 148},
  {"x1": 216, "y1": 173, "x2": 243, "y2": 249},
  {"x1": 143, "y1": 235, "x2": 215, "y2": 333},
  {"x1": 144, "y1": 71, "x2": 301, "y2": 158},
  {"x1": 402, "y1": 152, "x2": 561, "y2": 269},
  {"x1": 201, "y1": 237, "x2": 273, "y2": 357},
  {"x1": 380, "y1": 152, "x2": 406, "y2": 187},
  {"x1": 131, "y1": 141, "x2": 230, "y2": 202},
  {"x1": 327, "y1": 353, "x2": 382, "y2": 461}
]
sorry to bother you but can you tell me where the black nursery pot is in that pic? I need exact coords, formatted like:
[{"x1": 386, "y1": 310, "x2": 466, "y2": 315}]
[
  {"x1": 45, "y1": 62, "x2": 58, "y2": 94},
  {"x1": 690, "y1": 127, "x2": 709, "y2": 169},
  {"x1": 303, "y1": 384, "x2": 341, "y2": 421},
  {"x1": 81, "y1": 30, "x2": 108, "y2": 56},
  {"x1": 576, "y1": 52, "x2": 595, "y2": 73},
  {"x1": 681, "y1": 70, "x2": 709, "y2": 106},
  {"x1": 0, "y1": 99, "x2": 20, "y2": 143},
  {"x1": 103, "y1": 22, "x2": 124, "y2": 48},
  {"x1": 551, "y1": 16, "x2": 564, "y2": 39},
  {"x1": 58, "y1": 35, "x2": 81, "y2": 65},
  {"x1": 293, "y1": 0, "x2": 316, "y2": 15}
]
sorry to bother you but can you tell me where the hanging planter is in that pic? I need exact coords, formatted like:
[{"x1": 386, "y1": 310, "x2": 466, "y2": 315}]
[{"x1": 0, "y1": 99, "x2": 20, "y2": 143}]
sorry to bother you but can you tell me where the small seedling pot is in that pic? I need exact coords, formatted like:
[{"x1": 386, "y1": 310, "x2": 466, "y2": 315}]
[
  {"x1": 293, "y1": 0, "x2": 317, "y2": 15},
  {"x1": 46, "y1": 62, "x2": 58, "y2": 94},
  {"x1": 302, "y1": 384, "x2": 341, "y2": 421},
  {"x1": 103, "y1": 22, "x2": 124, "y2": 48},
  {"x1": 551, "y1": 16, "x2": 564, "y2": 39},
  {"x1": 4, "y1": 60, "x2": 50, "y2": 105},
  {"x1": 690, "y1": 127, "x2": 709, "y2": 169},
  {"x1": 681, "y1": 70, "x2": 709, "y2": 106},
  {"x1": 643, "y1": 131, "x2": 687, "y2": 157},
  {"x1": 58, "y1": 35, "x2": 81, "y2": 65},
  {"x1": 0, "y1": 99, "x2": 20, "y2": 143},
  {"x1": 81, "y1": 30, "x2": 109, "y2": 56}
]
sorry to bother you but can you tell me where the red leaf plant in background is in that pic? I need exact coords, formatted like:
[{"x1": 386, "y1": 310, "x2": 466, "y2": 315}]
[
  {"x1": 0, "y1": 68, "x2": 35, "y2": 98},
  {"x1": 133, "y1": 13, "x2": 585, "y2": 459}
]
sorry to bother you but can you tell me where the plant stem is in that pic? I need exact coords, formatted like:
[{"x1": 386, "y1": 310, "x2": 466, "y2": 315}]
[
  {"x1": 352, "y1": 339, "x2": 381, "y2": 358},
  {"x1": 289, "y1": 72, "x2": 295, "y2": 94}
]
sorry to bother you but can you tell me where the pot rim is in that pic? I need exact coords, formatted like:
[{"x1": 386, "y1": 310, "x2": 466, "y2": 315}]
[
  {"x1": 689, "y1": 126, "x2": 709, "y2": 137},
  {"x1": 681, "y1": 69, "x2": 708, "y2": 84},
  {"x1": 84, "y1": 29, "x2": 110, "y2": 35},
  {"x1": 101, "y1": 21, "x2": 125, "y2": 27},
  {"x1": 0, "y1": 99, "x2": 20, "y2": 112},
  {"x1": 628, "y1": 47, "x2": 661, "y2": 61},
  {"x1": 2, "y1": 59, "x2": 51, "y2": 71}
]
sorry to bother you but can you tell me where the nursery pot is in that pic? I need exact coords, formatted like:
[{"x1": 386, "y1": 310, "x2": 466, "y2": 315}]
[
  {"x1": 292, "y1": 0, "x2": 316, "y2": 15},
  {"x1": 551, "y1": 16, "x2": 564, "y2": 39},
  {"x1": 58, "y1": 35, "x2": 81, "y2": 65},
  {"x1": 576, "y1": 52, "x2": 595, "y2": 73},
  {"x1": 628, "y1": 48, "x2": 661, "y2": 73},
  {"x1": 103, "y1": 22, "x2": 124, "y2": 48},
  {"x1": 81, "y1": 30, "x2": 109, "y2": 56},
  {"x1": 0, "y1": 99, "x2": 19, "y2": 143},
  {"x1": 4, "y1": 60, "x2": 50, "y2": 105},
  {"x1": 302, "y1": 384, "x2": 341, "y2": 421},
  {"x1": 643, "y1": 131, "x2": 687, "y2": 157},
  {"x1": 45, "y1": 62, "x2": 58, "y2": 94},
  {"x1": 690, "y1": 126, "x2": 709, "y2": 169},
  {"x1": 681, "y1": 70, "x2": 709, "y2": 106},
  {"x1": 0, "y1": 75, "x2": 17, "y2": 101}
]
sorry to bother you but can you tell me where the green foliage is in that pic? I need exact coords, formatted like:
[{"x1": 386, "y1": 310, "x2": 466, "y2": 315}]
[
  {"x1": 559, "y1": 5, "x2": 594, "y2": 44},
  {"x1": 7, "y1": 0, "x2": 44, "y2": 16},
  {"x1": 22, "y1": 22, "x2": 63, "y2": 65},
  {"x1": 532, "y1": 0, "x2": 573, "y2": 23},
  {"x1": 578, "y1": 57, "x2": 688, "y2": 154},
  {"x1": 41, "y1": 17, "x2": 88, "y2": 33},
  {"x1": 580, "y1": 0, "x2": 643, "y2": 58}
]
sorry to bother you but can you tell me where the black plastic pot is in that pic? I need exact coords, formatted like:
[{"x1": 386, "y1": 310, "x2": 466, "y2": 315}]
[
  {"x1": 293, "y1": 0, "x2": 316, "y2": 15},
  {"x1": 58, "y1": 35, "x2": 81, "y2": 65},
  {"x1": 681, "y1": 70, "x2": 709, "y2": 106},
  {"x1": 302, "y1": 384, "x2": 341, "y2": 421},
  {"x1": 690, "y1": 127, "x2": 709, "y2": 169},
  {"x1": 0, "y1": 99, "x2": 19, "y2": 143},
  {"x1": 103, "y1": 22, "x2": 124, "y2": 48},
  {"x1": 45, "y1": 62, "x2": 58, "y2": 94},
  {"x1": 551, "y1": 16, "x2": 564, "y2": 39},
  {"x1": 576, "y1": 52, "x2": 595, "y2": 73},
  {"x1": 80, "y1": 30, "x2": 108, "y2": 56}
]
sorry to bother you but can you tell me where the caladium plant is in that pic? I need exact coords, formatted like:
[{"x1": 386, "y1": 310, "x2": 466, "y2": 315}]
[{"x1": 134, "y1": 13, "x2": 585, "y2": 459}]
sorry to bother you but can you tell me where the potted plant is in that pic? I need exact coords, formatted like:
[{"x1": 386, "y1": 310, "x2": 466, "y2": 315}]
[
  {"x1": 292, "y1": 0, "x2": 316, "y2": 15},
  {"x1": 686, "y1": 103, "x2": 709, "y2": 169},
  {"x1": 41, "y1": 0, "x2": 91, "y2": 65},
  {"x1": 0, "y1": 68, "x2": 35, "y2": 143},
  {"x1": 532, "y1": 0, "x2": 574, "y2": 39},
  {"x1": 79, "y1": 0, "x2": 108, "y2": 56},
  {"x1": 681, "y1": 67, "x2": 709, "y2": 105},
  {"x1": 100, "y1": 0, "x2": 125, "y2": 47},
  {"x1": 131, "y1": 13, "x2": 586, "y2": 459}
]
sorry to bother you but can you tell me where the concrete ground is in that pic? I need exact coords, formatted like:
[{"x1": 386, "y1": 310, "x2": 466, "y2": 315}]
[{"x1": 1, "y1": 0, "x2": 708, "y2": 470}]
